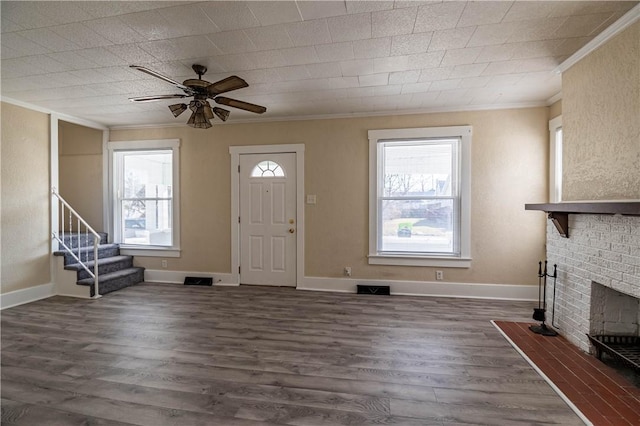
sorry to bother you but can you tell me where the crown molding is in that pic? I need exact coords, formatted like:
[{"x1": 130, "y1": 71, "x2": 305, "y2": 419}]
[
  {"x1": 109, "y1": 101, "x2": 548, "y2": 131},
  {"x1": 555, "y1": 4, "x2": 640, "y2": 74},
  {"x1": 1, "y1": 96, "x2": 108, "y2": 130},
  {"x1": 546, "y1": 92, "x2": 562, "y2": 105}
]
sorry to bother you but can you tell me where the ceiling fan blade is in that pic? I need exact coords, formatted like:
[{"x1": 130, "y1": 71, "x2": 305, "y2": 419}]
[
  {"x1": 214, "y1": 96, "x2": 266, "y2": 114},
  {"x1": 130, "y1": 65, "x2": 190, "y2": 91},
  {"x1": 207, "y1": 76, "x2": 248, "y2": 96},
  {"x1": 129, "y1": 94, "x2": 189, "y2": 103}
]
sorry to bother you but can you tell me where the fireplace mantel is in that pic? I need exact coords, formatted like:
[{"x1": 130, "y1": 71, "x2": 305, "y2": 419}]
[{"x1": 525, "y1": 202, "x2": 640, "y2": 237}]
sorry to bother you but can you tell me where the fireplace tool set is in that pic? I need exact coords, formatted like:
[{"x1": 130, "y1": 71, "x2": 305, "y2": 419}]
[{"x1": 530, "y1": 260, "x2": 558, "y2": 336}]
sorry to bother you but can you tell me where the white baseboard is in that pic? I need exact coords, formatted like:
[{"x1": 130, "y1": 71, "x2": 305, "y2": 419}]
[
  {"x1": 299, "y1": 276, "x2": 537, "y2": 301},
  {"x1": 0, "y1": 282, "x2": 55, "y2": 310},
  {"x1": 144, "y1": 269, "x2": 237, "y2": 286}
]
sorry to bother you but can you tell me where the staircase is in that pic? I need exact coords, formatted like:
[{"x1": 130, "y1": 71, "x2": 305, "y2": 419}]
[{"x1": 54, "y1": 232, "x2": 145, "y2": 297}]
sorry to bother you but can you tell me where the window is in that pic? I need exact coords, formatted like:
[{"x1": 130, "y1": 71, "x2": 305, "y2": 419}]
[
  {"x1": 369, "y1": 127, "x2": 471, "y2": 267},
  {"x1": 549, "y1": 116, "x2": 562, "y2": 203},
  {"x1": 251, "y1": 160, "x2": 285, "y2": 177},
  {"x1": 108, "y1": 139, "x2": 180, "y2": 255}
]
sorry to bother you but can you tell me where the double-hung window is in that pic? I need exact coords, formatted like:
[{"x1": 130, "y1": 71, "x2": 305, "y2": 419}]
[
  {"x1": 108, "y1": 139, "x2": 180, "y2": 256},
  {"x1": 368, "y1": 127, "x2": 471, "y2": 267}
]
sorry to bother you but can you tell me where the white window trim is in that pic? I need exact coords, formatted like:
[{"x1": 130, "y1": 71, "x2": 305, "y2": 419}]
[
  {"x1": 549, "y1": 116, "x2": 563, "y2": 203},
  {"x1": 368, "y1": 126, "x2": 471, "y2": 268},
  {"x1": 107, "y1": 139, "x2": 181, "y2": 257}
]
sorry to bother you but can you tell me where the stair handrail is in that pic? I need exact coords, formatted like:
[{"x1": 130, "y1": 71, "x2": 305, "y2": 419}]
[{"x1": 52, "y1": 188, "x2": 101, "y2": 298}]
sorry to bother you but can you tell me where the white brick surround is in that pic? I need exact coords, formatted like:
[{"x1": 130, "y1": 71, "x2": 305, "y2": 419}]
[{"x1": 546, "y1": 214, "x2": 640, "y2": 352}]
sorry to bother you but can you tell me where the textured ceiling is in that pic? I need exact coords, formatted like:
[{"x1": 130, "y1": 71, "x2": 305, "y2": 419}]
[{"x1": 1, "y1": 1, "x2": 637, "y2": 127}]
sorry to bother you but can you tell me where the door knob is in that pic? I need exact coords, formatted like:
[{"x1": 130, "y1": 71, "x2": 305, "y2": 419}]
[{"x1": 288, "y1": 228, "x2": 295, "y2": 233}]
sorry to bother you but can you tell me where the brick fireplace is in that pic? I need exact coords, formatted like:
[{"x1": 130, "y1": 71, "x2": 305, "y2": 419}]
[{"x1": 544, "y1": 212, "x2": 640, "y2": 352}]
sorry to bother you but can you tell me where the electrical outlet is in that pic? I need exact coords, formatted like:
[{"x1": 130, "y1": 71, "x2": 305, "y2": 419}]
[
  {"x1": 436, "y1": 270, "x2": 444, "y2": 280},
  {"x1": 161, "y1": 259, "x2": 168, "y2": 269},
  {"x1": 344, "y1": 266, "x2": 352, "y2": 277}
]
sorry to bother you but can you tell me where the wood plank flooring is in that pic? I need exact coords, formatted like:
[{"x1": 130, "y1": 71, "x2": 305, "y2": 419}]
[{"x1": 1, "y1": 283, "x2": 584, "y2": 425}]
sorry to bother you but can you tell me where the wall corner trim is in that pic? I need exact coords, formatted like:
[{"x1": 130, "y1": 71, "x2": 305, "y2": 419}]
[
  {"x1": 555, "y1": 4, "x2": 640, "y2": 74},
  {"x1": 299, "y1": 277, "x2": 537, "y2": 301},
  {"x1": 0, "y1": 283, "x2": 55, "y2": 310}
]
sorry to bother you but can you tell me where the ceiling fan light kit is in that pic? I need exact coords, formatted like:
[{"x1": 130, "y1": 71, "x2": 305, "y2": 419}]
[{"x1": 129, "y1": 64, "x2": 266, "y2": 129}]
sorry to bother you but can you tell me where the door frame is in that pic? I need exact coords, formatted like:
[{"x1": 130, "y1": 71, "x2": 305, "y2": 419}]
[{"x1": 229, "y1": 144, "x2": 305, "y2": 287}]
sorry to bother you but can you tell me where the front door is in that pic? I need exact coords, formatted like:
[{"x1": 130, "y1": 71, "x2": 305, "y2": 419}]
[{"x1": 239, "y1": 153, "x2": 296, "y2": 286}]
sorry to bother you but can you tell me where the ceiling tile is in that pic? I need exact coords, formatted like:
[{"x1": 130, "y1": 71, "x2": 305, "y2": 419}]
[
  {"x1": 481, "y1": 60, "x2": 521, "y2": 76},
  {"x1": 156, "y1": 4, "x2": 221, "y2": 37},
  {"x1": 1, "y1": 16, "x2": 24, "y2": 33},
  {"x1": 353, "y1": 37, "x2": 392, "y2": 59},
  {"x1": 207, "y1": 30, "x2": 257, "y2": 54},
  {"x1": 516, "y1": 56, "x2": 563, "y2": 73},
  {"x1": 244, "y1": 50, "x2": 287, "y2": 69},
  {"x1": 372, "y1": 7, "x2": 418, "y2": 38},
  {"x1": 199, "y1": 1, "x2": 260, "y2": 31},
  {"x1": 554, "y1": 37, "x2": 594, "y2": 56},
  {"x1": 315, "y1": 42, "x2": 355, "y2": 62},
  {"x1": 75, "y1": 47, "x2": 129, "y2": 67},
  {"x1": 118, "y1": 10, "x2": 183, "y2": 40},
  {"x1": 429, "y1": 79, "x2": 462, "y2": 91},
  {"x1": 418, "y1": 66, "x2": 453, "y2": 82},
  {"x1": 247, "y1": 1, "x2": 303, "y2": 26},
  {"x1": 399, "y1": 81, "x2": 432, "y2": 94},
  {"x1": 107, "y1": 44, "x2": 163, "y2": 64},
  {"x1": 457, "y1": 75, "x2": 492, "y2": 89},
  {"x1": 553, "y1": 12, "x2": 615, "y2": 38},
  {"x1": 374, "y1": 55, "x2": 410, "y2": 73},
  {"x1": 50, "y1": 23, "x2": 113, "y2": 49},
  {"x1": 45, "y1": 51, "x2": 97, "y2": 70},
  {"x1": 16, "y1": 28, "x2": 80, "y2": 52},
  {"x1": 429, "y1": 27, "x2": 475, "y2": 51},
  {"x1": 276, "y1": 65, "x2": 312, "y2": 81},
  {"x1": 244, "y1": 26, "x2": 294, "y2": 51},
  {"x1": 285, "y1": 20, "x2": 333, "y2": 47},
  {"x1": 414, "y1": 2, "x2": 466, "y2": 32},
  {"x1": 327, "y1": 12, "x2": 372, "y2": 42},
  {"x1": 306, "y1": 62, "x2": 344, "y2": 79},
  {"x1": 440, "y1": 47, "x2": 483, "y2": 66},
  {"x1": 485, "y1": 73, "x2": 525, "y2": 87},
  {"x1": 340, "y1": 59, "x2": 375, "y2": 76},
  {"x1": 346, "y1": 1, "x2": 394, "y2": 14},
  {"x1": 77, "y1": 1, "x2": 176, "y2": 19},
  {"x1": 1, "y1": 57, "x2": 46, "y2": 79},
  {"x1": 391, "y1": 32, "x2": 433, "y2": 56},
  {"x1": 407, "y1": 50, "x2": 445, "y2": 69},
  {"x1": 1, "y1": 32, "x2": 51, "y2": 57},
  {"x1": 139, "y1": 36, "x2": 222, "y2": 61},
  {"x1": 279, "y1": 47, "x2": 321, "y2": 66},
  {"x1": 509, "y1": 40, "x2": 563, "y2": 60},
  {"x1": 88, "y1": 16, "x2": 149, "y2": 44},
  {"x1": 389, "y1": 70, "x2": 421, "y2": 84},
  {"x1": 1, "y1": 2, "x2": 59, "y2": 29},
  {"x1": 467, "y1": 22, "x2": 519, "y2": 47},
  {"x1": 212, "y1": 53, "x2": 257, "y2": 72},
  {"x1": 475, "y1": 44, "x2": 517, "y2": 63},
  {"x1": 502, "y1": 2, "x2": 554, "y2": 22},
  {"x1": 297, "y1": 1, "x2": 347, "y2": 20},
  {"x1": 457, "y1": 1, "x2": 513, "y2": 27},
  {"x1": 449, "y1": 63, "x2": 489, "y2": 79},
  {"x1": 507, "y1": 17, "x2": 567, "y2": 43},
  {"x1": 359, "y1": 73, "x2": 389, "y2": 87}
]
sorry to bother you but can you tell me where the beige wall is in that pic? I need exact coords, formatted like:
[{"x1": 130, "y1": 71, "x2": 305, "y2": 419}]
[
  {"x1": 58, "y1": 121, "x2": 103, "y2": 229},
  {"x1": 111, "y1": 107, "x2": 549, "y2": 286},
  {"x1": 562, "y1": 21, "x2": 640, "y2": 201},
  {"x1": 1, "y1": 102, "x2": 51, "y2": 294}
]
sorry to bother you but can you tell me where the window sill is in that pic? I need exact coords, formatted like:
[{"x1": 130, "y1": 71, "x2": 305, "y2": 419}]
[
  {"x1": 119, "y1": 246, "x2": 181, "y2": 258},
  {"x1": 368, "y1": 254, "x2": 471, "y2": 268}
]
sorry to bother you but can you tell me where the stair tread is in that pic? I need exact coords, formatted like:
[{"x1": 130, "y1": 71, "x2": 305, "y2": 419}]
[
  {"x1": 54, "y1": 243, "x2": 119, "y2": 256},
  {"x1": 64, "y1": 255, "x2": 132, "y2": 271},
  {"x1": 77, "y1": 267, "x2": 145, "y2": 286}
]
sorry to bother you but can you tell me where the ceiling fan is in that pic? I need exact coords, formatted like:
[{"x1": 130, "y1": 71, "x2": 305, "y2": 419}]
[{"x1": 129, "y1": 64, "x2": 266, "y2": 129}]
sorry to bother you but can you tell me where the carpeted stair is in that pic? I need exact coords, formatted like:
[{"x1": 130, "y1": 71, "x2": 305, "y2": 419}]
[{"x1": 54, "y1": 232, "x2": 144, "y2": 297}]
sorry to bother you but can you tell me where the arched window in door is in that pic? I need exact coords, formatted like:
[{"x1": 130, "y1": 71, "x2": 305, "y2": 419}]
[{"x1": 251, "y1": 160, "x2": 285, "y2": 177}]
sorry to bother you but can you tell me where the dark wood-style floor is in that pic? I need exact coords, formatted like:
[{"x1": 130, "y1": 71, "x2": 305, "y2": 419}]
[{"x1": 1, "y1": 283, "x2": 584, "y2": 425}]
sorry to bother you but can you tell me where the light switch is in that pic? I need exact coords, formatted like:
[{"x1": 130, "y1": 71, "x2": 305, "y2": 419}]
[{"x1": 306, "y1": 194, "x2": 316, "y2": 204}]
